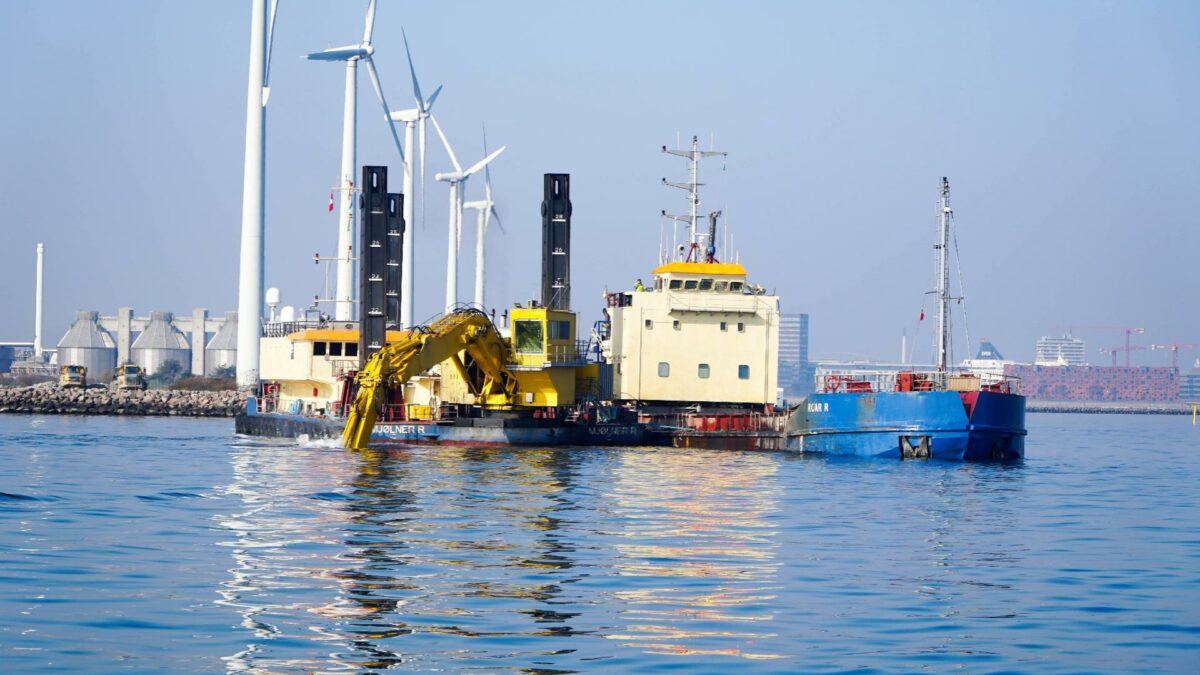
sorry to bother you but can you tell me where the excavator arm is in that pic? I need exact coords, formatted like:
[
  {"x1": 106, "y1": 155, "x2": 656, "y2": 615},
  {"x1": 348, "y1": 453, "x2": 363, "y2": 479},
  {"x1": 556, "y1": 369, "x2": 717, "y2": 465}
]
[{"x1": 342, "y1": 309, "x2": 519, "y2": 449}]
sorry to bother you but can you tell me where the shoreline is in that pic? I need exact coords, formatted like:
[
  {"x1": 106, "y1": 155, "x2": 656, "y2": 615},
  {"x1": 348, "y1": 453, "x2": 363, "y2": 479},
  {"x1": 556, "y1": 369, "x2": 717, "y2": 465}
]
[
  {"x1": 0, "y1": 385, "x2": 248, "y2": 418},
  {"x1": 1028, "y1": 401, "x2": 1196, "y2": 415}
]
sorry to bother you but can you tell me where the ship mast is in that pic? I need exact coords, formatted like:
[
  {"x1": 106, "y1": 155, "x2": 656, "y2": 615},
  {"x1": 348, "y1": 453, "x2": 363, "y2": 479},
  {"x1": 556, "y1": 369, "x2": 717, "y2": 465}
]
[
  {"x1": 936, "y1": 177, "x2": 952, "y2": 373},
  {"x1": 662, "y1": 136, "x2": 727, "y2": 261}
]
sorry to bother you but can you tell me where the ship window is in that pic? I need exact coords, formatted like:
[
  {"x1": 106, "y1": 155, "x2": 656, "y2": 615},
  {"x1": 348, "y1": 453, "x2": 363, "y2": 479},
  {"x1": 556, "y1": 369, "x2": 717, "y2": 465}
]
[
  {"x1": 645, "y1": 319, "x2": 653, "y2": 330},
  {"x1": 329, "y1": 341, "x2": 343, "y2": 356},
  {"x1": 673, "y1": 320, "x2": 681, "y2": 330},
  {"x1": 730, "y1": 281, "x2": 744, "y2": 292},
  {"x1": 514, "y1": 320, "x2": 544, "y2": 353},
  {"x1": 737, "y1": 322, "x2": 746, "y2": 332},
  {"x1": 669, "y1": 279, "x2": 683, "y2": 290},
  {"x1": 699, "y1": 278, "x2": 713, "y2": 291},
  {"x1": 658, "y1": 362, "x2": 670, "y2": 377},
  {"x1": 313, "y1": 341, "x2": 327, "y2": 356},
  {"x1": 720, "y1": 322, "x2": 728, "y2": 331},
  {"x1": 549, "y1": 320, "x2": 572, "y2": 340},
  {"x1": 714, "y1": 281, "x2": 728, "y2": 292},
  {"x1": 345, "y1": 342, "x2": 358, "y2": 357},
  {"x1": 698, "y1": 363, "x2": 710, "y2": 379},
  {"x1": 738, "y1": 364, "x2": 750, "y2": 379},
  {"x1": 683, "y1": 279, "x2": 699, "y2": 290}
]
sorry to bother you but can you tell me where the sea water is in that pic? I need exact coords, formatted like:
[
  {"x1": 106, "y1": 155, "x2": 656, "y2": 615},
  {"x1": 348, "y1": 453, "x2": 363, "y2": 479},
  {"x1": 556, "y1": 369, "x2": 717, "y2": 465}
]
[{"x1": 0, "y1": 413, "x2": 1196, "y2": 672}]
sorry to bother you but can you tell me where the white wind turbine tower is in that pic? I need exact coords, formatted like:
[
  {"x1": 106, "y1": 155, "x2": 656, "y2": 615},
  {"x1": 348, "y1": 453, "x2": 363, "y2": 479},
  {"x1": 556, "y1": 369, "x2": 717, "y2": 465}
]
[
  {"x1": 432, "y1": 120, "x2": 505, "y2": 313},
  {"x1": 235, "y1": 0, "x2": 278, "y2": 387},
  {"x1": 307, "y1": 0, "x2": 407, "y2": 322},
  {"x1": 387, "y1": 29, "x2": 442, "y2": 329},
  {"x1": 462, "y1": 128, "x2": 504, "y2": 310}
]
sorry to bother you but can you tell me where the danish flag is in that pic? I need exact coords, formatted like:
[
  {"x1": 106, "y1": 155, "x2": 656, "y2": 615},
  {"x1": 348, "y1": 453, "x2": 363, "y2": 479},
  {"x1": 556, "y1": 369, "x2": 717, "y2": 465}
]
[{"x1": 328, "y1": 192, "x2": 335, "y2": 212}]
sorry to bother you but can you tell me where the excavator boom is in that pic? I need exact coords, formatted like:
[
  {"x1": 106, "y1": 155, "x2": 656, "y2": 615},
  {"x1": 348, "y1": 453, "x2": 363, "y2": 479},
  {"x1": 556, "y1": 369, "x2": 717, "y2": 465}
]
[{"x1": 342, "y1": 309, "x2": 519, "y2": 449}]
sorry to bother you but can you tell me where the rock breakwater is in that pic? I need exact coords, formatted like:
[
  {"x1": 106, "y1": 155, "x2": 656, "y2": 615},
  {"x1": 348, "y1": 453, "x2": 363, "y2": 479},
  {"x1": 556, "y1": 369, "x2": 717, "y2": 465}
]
[{"x1": 0, "y1": 385, "x2": 249, "y2": 417}]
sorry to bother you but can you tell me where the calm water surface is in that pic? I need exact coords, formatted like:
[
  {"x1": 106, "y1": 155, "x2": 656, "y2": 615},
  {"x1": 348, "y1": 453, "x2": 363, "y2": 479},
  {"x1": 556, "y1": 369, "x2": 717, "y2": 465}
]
[{"x1": 0, "y1": 414, "x2": 1197, "y2": 672}]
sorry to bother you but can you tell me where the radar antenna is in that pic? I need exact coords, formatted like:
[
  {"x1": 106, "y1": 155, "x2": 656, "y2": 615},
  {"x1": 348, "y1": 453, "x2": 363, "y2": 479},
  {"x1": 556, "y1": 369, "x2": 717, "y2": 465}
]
[{"x1": 662, "y1": 135, "x2": 727, "y2": 262}]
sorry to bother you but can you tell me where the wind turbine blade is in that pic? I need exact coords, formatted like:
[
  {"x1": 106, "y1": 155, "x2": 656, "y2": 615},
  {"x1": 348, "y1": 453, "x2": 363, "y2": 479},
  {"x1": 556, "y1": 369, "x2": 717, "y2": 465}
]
[
  {"x1": 264, "y1": 0, "x2": 279, "y2": 87},
  {"x1": 364, "y1": 57, "x2": 406, "y2": 162},
  {"x1": 430, "y1": 114, "x2": 462, "y2": 173},
  {"x1": 401, "y1": 28, "x2": 425, "y2": 113},
  {"x1": 425, "y1": 85, "x2": 442, "y2": 111},
  {"x1": 490, "y1": 205, "x2": 505, "y2": 234},
  {"x1": 362, "y1": 0, "x2": 377, "y2": 44},
  {"x1": 482, "y1": 122, "x2": 492, "y2": 186},
  {"x1": 463, "y1": 146, "x2": 505, "y2": 178}
]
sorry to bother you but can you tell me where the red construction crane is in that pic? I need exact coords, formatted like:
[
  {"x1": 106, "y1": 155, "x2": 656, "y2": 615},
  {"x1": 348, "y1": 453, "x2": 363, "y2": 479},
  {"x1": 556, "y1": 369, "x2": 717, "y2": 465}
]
[
  {"x1": 1058, "y1": 325, "x2": 1146, "y2": 367},
  {"x1": 1099, "y1": 345, "x2": 1147, "y2": 367},
  {"x1": 1150, "y1": 343, "x2": 1200, "y2": 369}
]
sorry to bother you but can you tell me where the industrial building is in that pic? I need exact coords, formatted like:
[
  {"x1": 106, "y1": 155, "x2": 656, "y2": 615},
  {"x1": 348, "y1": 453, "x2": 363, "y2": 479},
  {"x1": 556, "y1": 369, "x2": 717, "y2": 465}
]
[{"x1": 50, "y1": 308, "x2": 237, "y2": 379}]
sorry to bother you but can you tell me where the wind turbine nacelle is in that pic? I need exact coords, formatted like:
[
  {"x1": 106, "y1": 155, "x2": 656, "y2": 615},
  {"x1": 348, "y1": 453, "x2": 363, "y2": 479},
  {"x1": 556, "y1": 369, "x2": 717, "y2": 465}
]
[
  {"x1": 306, "y1": 44, "x2": 372, "y2": 61},
  {"x1": 435, "y1": 172, "x2": 463, "y2": 182},
  {"x1": 389, "y1": 109, "x2": 420, "y2": 123}
]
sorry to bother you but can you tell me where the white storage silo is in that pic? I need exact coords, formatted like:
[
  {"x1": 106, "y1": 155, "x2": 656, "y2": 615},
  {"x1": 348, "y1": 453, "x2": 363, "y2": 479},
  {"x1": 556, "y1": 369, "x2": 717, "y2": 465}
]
[
  {"x1": 131, "y1": 311, "x2": 192, "y2": 377},
  {"x1": 56, "y1": 311, "x2": 117, "y2": 381},
  {"x1": 205, "y1": 312, "x2": 238, "y2": 376}
]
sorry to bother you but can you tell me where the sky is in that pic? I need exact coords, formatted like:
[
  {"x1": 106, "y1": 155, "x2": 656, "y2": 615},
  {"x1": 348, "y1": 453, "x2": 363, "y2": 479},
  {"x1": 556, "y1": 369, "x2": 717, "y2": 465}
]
[{"x1": 0, "y1": 1, "x2": 1197, "y2": 367}]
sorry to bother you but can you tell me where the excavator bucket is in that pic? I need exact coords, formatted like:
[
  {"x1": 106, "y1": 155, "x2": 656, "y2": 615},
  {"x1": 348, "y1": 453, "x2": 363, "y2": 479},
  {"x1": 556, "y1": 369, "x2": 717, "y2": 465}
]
[{"x1": 342, "y1": 398, "x2": 378, "y2": 450}]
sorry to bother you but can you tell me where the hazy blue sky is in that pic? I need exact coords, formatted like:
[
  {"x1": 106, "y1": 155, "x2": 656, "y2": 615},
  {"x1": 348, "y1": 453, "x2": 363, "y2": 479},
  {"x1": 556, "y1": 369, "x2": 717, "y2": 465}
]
[{"x1": 1, "y1": 1, "x2": 1196, "y2": 366}]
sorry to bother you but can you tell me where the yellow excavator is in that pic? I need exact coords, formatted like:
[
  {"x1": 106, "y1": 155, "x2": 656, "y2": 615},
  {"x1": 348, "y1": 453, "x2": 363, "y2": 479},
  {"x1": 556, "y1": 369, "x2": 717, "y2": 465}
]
[{"x1": 342, "y1": 309, "x2": 521, "y2": 449}]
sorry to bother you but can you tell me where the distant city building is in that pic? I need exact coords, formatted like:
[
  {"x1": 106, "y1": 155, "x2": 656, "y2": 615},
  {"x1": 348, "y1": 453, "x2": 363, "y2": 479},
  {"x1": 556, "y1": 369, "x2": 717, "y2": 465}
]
[
  {"x1": 1181, "y1": 359, "x2": 1200, "y2": 401},
  {"x1": 1005, "y1": 364, "x2": 1179, "y2": 402},
  {"x1": 1036, "y1": 334, "x2": 1087, "y2": 366},
  {"x1": 779, "y1": 313, "x2": 813, "y2": 397}
]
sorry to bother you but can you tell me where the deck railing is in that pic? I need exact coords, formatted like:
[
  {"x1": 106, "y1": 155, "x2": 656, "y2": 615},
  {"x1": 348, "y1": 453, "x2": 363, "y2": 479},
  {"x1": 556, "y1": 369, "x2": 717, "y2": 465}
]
[{"x1": 815, "y1": 369, "x2": 1022, "y2": 395}]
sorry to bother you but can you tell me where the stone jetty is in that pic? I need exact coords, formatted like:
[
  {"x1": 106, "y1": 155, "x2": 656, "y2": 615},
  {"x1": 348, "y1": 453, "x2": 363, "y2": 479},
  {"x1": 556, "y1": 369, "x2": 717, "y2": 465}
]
[
  {"x1": 0, "y1": 384, "x2": 248, "y2": 417},
  {"x1": 1027, "y1": 400, "x2": 1194, "y2": 415}
]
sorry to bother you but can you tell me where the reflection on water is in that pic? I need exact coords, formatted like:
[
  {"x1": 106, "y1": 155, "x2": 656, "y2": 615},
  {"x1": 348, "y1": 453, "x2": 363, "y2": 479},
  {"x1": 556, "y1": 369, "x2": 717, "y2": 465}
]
[
  {"x1": 3, "y1": 415, "x2": 1199, "y2": 672},
  {"x1": 605, "y1": 450, "x2": 785, "y2": 660},
  {"x1": 215, "y1": 444, "x2": 793, "y2": 671}
]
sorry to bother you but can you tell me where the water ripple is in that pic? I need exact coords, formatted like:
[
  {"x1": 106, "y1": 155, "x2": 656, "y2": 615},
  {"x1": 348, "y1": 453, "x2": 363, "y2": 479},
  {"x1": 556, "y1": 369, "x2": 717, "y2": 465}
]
[{"x1": 0, "y1": 414, "x2": 1197, "y2": 671}]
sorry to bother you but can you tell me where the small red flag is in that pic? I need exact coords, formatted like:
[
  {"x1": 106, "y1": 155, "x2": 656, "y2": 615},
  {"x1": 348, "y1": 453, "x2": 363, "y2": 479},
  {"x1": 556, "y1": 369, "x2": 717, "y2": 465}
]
[
  {"x1": 328, "y1": 192, "x2": 335, "y2": 212},
  {"x1": 919, "y1": 310, "x2": 925, "y2": 321}
]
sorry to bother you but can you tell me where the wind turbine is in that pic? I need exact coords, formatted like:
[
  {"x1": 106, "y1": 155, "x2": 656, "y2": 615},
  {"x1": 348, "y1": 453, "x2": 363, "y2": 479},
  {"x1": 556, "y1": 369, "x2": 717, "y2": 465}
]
[
  {"x1": 307, "y1": 0, "x2": 406, "y2": 322},
  {"x1": 462, "y1": 127, "x2": 504, "y2": 310},
  {"x1": 387, "y1": 30, "x2": 442, "y2": 329},
  {"x1": 432, "y1": 119, "x2": 505, "y2": 313}
]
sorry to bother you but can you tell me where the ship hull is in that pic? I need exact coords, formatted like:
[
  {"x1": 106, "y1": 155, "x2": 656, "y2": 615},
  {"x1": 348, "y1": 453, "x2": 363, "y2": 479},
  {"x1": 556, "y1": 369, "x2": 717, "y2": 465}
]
[
  {"x1": 235, "y1": 409, "x2": 644, "y2": 448},
  {"x1": 785, "y1": 390, "x2": 1025, "y2": 461}
]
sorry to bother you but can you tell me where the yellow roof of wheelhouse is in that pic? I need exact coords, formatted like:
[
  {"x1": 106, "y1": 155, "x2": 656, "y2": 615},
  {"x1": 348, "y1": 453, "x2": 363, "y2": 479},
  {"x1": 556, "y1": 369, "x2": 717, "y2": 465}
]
[{"x1": 651, "y1": 261, "x2": 748, "y2": 277}]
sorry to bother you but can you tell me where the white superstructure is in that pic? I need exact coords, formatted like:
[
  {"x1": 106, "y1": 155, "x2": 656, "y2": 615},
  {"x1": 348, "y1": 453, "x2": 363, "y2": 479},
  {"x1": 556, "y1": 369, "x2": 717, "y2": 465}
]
[{"x1": 605, "y1": 263, "x2": 779, "y2": 406}]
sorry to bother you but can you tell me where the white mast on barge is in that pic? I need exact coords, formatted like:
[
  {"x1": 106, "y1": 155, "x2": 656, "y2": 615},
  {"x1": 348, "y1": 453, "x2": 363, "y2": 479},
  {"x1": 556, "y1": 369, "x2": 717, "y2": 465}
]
[{"x1": 935, "y1": 177, "x2": 952, "y2": 374}]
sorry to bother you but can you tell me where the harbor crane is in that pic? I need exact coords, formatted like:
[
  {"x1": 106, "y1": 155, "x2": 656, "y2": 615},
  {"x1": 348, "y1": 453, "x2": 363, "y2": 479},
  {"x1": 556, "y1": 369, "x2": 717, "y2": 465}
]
[
  {"x1": 1150, "y1": 343, "x2": 1200, "y2": 369},
  {"x1": 1058, "y1": 325, "x2": 1145, "y2": 367},
  {"x1": 1098, "y1": 345, "x2": 1147, "y2": 367}
]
